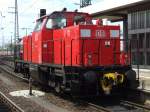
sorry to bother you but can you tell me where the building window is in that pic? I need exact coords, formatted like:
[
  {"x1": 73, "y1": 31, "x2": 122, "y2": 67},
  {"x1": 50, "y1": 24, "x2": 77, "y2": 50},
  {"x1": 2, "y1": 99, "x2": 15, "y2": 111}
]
[
  {"x1": 139, "y1": 33, "x2": 144, "y2": 49},
  {"x1": 139, "y1": 52, "x2": 145, "y2": 65},
  {"x1": 146, "y1": 33, "x2": 150, "y2": 48},
  {"x1": 132, "y1": 52, "x2": 145, "y2": 65},
  {"x1": 146, "y1": 10, "x2": 150, "y2": 28},
  {"x1": 131, "y1": 11, "x2": 146, "y2": 29},
  {"x1": 138, "y1": 11, "x2": 145, "y2": 29},
  {"x1": 131, "y1": 34, "x2": 137, "y2": 49},
  {"x1": 132, "y1": 52, "x2": 137, "y2": 65},
  {"x1": 147, "y1": 52, "x2": 150, "y2": 65},
  {"x1": 131, "y1": 12, "x2": 138, "y2": 29}
]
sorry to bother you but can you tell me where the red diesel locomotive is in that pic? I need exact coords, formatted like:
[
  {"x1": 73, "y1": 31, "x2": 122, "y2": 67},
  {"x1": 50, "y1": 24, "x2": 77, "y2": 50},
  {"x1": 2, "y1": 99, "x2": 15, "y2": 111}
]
[{"x1": 15, "y1": 9, "x2": 139, "y2": 96}]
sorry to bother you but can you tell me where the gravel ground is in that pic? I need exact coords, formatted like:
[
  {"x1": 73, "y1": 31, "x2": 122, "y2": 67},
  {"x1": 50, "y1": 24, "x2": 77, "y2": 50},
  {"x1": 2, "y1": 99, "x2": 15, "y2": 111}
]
[
  {"x1": 0, "y1": 63, "x2": 100, "y2": 112},
  {"x1": 0, "y1": 69, "x2": 51, "y2": 112},
  {"x1": 1, "y1": 60, "x2": 150, "y2": 112},
  {"x1": 1, "y1": 59, "x2": 150, "y2": 112}
]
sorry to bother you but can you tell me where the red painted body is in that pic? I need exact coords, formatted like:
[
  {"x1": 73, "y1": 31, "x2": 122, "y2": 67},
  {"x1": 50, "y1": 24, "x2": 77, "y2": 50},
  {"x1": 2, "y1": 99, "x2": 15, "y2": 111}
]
[
  {"x1": 22, "y1": 11, "x2": 128, "y2": 67},
  {"x1": 53, "y1": 25, "x2": 121, "y2": 66},
  {"x1": 23, "y1": 36, "x2": 28, "y2": 61},
  {"x1": 23, "y1": 35, "x2": 32, "y2": 62},
  {"x1": 31, "y1": 17, "x2": 53, "y2": 64}
]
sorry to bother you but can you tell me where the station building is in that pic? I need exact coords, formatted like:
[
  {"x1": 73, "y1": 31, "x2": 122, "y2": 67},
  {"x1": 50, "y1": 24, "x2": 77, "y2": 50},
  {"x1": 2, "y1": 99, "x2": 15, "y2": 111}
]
[{"x1": 80, "y1": 0, "x2": 150, "y2": 68}]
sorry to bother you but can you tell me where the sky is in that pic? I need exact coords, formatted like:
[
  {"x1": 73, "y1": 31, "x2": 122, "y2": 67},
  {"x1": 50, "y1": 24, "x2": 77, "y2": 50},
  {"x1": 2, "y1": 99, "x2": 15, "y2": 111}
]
[{"x1": 0, "y1": 0, "x2": 103, "y2": 46}]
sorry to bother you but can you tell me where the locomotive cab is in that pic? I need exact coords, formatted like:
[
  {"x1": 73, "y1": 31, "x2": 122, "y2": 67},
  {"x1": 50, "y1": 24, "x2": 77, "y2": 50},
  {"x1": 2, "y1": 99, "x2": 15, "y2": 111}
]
[{"x1": 31, "y1": 11, "x2": 92, "y2": 64}]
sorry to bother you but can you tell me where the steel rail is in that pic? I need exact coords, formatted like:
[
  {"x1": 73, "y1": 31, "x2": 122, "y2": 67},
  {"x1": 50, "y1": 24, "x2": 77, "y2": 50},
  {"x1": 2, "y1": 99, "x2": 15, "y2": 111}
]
[
  {"x1": 120, "y1": 100, "x2": 150, "y2": 111},
  {"x1": 0, "y1": 64, "x2": 29, "y2": 82},
  {"x1": 1, "y1": 60, "x2": 14, "y2": 69},
  {"x1": 0, "y1": 91, "x2": 24, "y2": 112},
  {"x1": 77, "y1": 99, "x2": 111, "y2": 112},
  {"x1": 87, "y1": 102, "x2": 111, "y2": 112}
]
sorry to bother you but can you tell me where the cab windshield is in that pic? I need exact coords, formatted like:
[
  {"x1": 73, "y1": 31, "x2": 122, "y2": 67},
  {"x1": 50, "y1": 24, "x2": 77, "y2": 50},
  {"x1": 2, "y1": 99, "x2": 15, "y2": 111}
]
[
  {"x1": 46, "y1": 18, "x2": 66, "y2": 29},
  {"x1": 34, "y1": 20, "x2": 43, "y2": 31}
]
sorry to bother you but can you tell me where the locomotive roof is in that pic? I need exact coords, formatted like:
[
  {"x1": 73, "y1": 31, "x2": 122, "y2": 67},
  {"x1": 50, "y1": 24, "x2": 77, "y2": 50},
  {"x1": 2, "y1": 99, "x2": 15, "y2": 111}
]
[{"x1": 37, "y1": 11, "x2": 90, "y2": 21}]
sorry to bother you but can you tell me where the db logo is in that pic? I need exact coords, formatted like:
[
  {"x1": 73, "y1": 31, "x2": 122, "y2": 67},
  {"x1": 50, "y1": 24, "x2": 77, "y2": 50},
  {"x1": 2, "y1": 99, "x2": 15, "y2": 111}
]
[{"x1": 96, "y1": 30, "x2": 105, "y2": 37}]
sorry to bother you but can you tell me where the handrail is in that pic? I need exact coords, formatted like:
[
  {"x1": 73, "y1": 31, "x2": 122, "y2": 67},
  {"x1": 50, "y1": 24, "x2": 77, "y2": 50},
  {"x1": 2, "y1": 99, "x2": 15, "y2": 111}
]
[{"x1": 42, "y1": 38, "x2": 133, "y2": 67}]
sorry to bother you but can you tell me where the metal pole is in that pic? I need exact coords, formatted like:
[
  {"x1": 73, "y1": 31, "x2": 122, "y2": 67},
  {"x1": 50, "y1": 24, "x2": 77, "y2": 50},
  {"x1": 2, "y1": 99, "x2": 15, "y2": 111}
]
[
  {"x1": 14, "y1": 0, "x2": 16, "y2": 60},
  {"x1": 26, "y1": 28, "x2": 27, "y2": 36},
  {"x1": 7, "y1": 48, "x2": 8, "y2": 56},
  {"x1": 0, "y1": 11, "x2": 5, "y2": 54},
  {"x1": 2, "y1": 30, "x2": 4, "y2": 52},
  {"x1": 137, "y1": 38, "x2": 140, "y2": 80},
  {"x1": 11, "y1": 34, "x2": 12, "y2": 55},
  {"x1": 21, "y1": 27, "x2": 32, "y2": 36},
  {"x1": 29, "y1": 77, "x2": 33, "y2": 95},
  {"x1": 1, "y1": 28, "x2": 4, "y2": 52},
  {"x1": 142, "y1": 80, "x2": 145, "y2": 90},
  {"x1": 80, "y1": 0, "x2": 82, "y2": 8},
  {"x1": 14, "y1": 0, "x2": 19, "y2": 61}
]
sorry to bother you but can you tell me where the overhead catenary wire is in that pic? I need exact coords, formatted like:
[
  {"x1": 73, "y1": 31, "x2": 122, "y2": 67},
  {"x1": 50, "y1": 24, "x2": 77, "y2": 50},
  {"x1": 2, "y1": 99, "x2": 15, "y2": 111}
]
[
  {"x1": 3, "y1": 0, "x2": 79, "y2": 36},
  {"x1": 19, "y1": 0, "x2": 40, "y2": 16},
  {"x1": 3, "y1": 0, "x2": 40, "y2": 33}
]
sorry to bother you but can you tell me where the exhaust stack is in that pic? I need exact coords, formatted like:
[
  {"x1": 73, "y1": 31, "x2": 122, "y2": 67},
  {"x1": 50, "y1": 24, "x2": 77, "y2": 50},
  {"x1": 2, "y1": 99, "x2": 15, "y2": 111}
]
[{"x1": 40, "y1": 9, "x2": 46, "y2": 17}]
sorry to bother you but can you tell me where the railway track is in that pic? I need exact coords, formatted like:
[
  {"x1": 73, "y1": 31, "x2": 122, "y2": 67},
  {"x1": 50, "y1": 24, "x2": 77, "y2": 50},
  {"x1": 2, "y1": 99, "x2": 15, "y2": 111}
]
[
  {"x1": 0, "y1": 60, "x2": 111, "y2": 112},
  {"x1": 120, "y1": 100, "x2": 150, "y2": 111},
  {"x1": 0, "y1": 61, "x2": 28, "y2": 82},
  {"x1": 85, "y1": 98, "x2": 150, "y2": 112},
  {"x1": 0, "y1": 91, "x2": 24, "y2": 112},
  {"x1": 77, "y1": 98, "x2": 150, "y2": 112},
  {"x1": 87, "y1": 102, "x2": 111, "y2": 112},
  {"x1": 1, "y1": 60, "x2": 150, "y2": 112}
]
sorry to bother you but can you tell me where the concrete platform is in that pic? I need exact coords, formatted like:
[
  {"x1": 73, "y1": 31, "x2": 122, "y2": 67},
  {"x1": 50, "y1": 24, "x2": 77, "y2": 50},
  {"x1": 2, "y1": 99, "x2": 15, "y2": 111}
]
[{"x1": 133, "y1": 68, "x2": 150, "y2": 91}]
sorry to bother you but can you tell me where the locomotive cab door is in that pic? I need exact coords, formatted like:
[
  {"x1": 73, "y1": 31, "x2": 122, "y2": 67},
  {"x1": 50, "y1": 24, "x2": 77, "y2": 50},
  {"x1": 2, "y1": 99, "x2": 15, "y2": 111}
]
[{"x1": 100, "y1": 39, "x2": 120, "y2": 66}]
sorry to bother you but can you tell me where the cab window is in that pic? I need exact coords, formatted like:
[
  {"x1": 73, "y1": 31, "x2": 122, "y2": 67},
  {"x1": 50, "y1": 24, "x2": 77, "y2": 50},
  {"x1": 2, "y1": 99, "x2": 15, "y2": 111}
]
[
  {"x1": 74, "y1": 16, "x2": 85, "y2": 25},
  {"x1": 34, "y1": 20, "x2": 43, "y2": 31},
  {"x1": 74, "y1": 15, "x2": 92, "y2": 25},
  {"x1": 46, "y1": 18, "x2": 66, "y2": 29}
]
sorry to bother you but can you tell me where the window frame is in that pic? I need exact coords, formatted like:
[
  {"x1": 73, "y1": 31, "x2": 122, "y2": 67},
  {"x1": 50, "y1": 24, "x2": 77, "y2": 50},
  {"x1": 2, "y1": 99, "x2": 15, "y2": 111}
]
[
  {"x1": 33, "y1": 20, "x2": 43, "y2": 32},
  {"x1": 45, "y1": 17, "x2": 67, "y2": 30}
]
